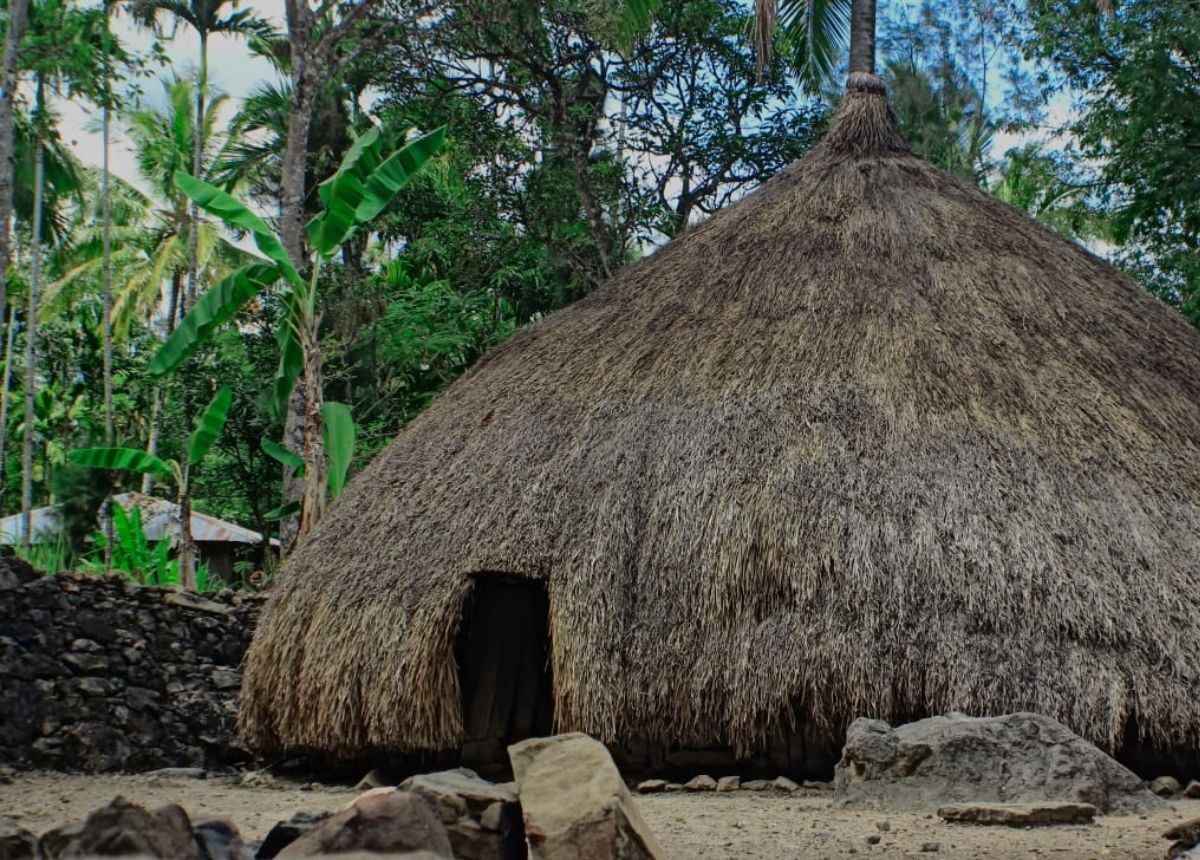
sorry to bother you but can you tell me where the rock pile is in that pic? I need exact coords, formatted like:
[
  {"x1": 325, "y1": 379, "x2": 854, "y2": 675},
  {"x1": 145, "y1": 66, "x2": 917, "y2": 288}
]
[
  {"x1": 0, "y1": 562, "x2": 263, "y2": 771},
  {"x1": 3, "y1": 734, "x2": 666, "y2": 859}
]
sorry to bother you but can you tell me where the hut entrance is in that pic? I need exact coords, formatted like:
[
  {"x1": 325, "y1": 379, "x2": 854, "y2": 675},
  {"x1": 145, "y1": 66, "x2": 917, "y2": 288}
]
[{"x1": 456, "y1": 576, "x2": 554, "y2": 771}]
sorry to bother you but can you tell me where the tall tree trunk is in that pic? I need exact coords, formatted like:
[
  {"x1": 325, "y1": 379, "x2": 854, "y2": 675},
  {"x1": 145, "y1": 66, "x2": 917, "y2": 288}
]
[
  {"x1": 102, "y1": 0, "x2": 115, "y2": 570},
  {"x1": 0, "y1": 305, "x2": 15, "y2": 506},
  {"x1": 0, "y1": 0, "x2": 30, "y2": 355},
  {"x1": 278, "y1": 75, "x2": 318, "y2": 552},
  {"x1": 186, "y1": 32, "x2": 207, "y2": 312},
  {"x1": 297, "y1": 316, "x2": 326, "y2": 536},
  {"x1": 20, "y1": 85, "x2": 45, "y2": 552},
  {"x1": 141, "y1": 269, "x2": 180, "y2": 495},
  {"x1": 279, "y1": 78, "x2": 316, "y2": 268},
  {"x1": 177, "y1": 471, "x2": 197, "y2": 590},
  {"x1": 848, "y1": 0, "x2": 877, "y2": 75}
]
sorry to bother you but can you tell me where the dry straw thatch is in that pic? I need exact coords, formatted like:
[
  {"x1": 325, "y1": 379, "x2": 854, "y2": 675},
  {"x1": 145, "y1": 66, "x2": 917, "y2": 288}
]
[{"x1": 241, "y1": 74, "x2": 1200, "y2": 760}]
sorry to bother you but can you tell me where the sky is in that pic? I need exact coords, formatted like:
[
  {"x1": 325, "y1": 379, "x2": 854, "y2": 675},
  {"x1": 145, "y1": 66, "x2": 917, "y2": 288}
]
[{"x1": 54, "y1": 0, "x2": 286, "y2": 192}]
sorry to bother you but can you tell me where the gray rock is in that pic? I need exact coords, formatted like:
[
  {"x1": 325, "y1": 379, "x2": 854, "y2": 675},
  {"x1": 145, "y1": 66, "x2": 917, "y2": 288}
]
[
  {"x1": 833, "y1": 713, "x2": 1159, "y2": 814},
  {"x1": 399, "y1": 770, "x2": 523, "y2": 860},
  {"x1": 1152, "y1": 776, "x2": 1183, "y2": 797},
  {"x1": 256, "y1": 811, "x2": 330, "y2": 859},
  {"x1": 636, "y1": 780, "x2": 668, "y2": 794},
  {"x1": 276, "y1": 789, "x2": 452, "y2": 858},
  {"x1": 773, "y1": 776, "x2": 800, "y2": 793},
  {"x1": 937, "y1": 802, "x2": 1098, "y2": 826},
  {"x1": 509, "y1": 732, "x2": 663, "y2": 860},
  {"x1": 37, "y1": 795, "x2": 196, "y2": 858},
  {"x1": 63, "y1": 653, "x2": 109, "y2": 673},
  {"x1": 740, "y1": 780, "x2": 772, "y2": 791},
  {"x1": 1185, "y1": 781, "x2": 1200, "y2": 799},
  {"x1": 355, "y1": 769, "x2": 390, "y2": 791},
  {"x1": 716, "y1": 776, "x2": 740, "y2": 792},
  {"x1": 1165, "y1": 816, "x2": 1200, "y2": 848},
  {"x1": 683, "y1": 775, "x2": 717, "y2": 792},
  {"x1": 193, "y1": 818, "x2": 253, "y2": 860},
  {"x1": 210, "y1": 669, "x2": 240, "y2": 690},
  {"x1": 0, "y1": 815, "x2": 36, "y2": 860}
]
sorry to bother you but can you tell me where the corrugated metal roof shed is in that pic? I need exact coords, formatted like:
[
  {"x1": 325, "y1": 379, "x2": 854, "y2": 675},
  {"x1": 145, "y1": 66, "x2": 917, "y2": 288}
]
[{"x1": 0, "y1": 492, "x2": 277, "y2": 547}]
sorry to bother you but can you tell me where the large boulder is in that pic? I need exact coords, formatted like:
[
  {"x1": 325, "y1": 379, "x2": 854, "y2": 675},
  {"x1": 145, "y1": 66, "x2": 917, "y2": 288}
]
[
  {"x1": 833, "y1": 713, "x2": 1159, "y2": 814},
  {"x1": 276, "y1": 788, "x2": 452, "y2": 858},
  {"x1": 509, "y1": 733, "x2": 662, "y2": 860},
  {"x1": 36, "y1": 796, "x2": 198, "y2": 858}
]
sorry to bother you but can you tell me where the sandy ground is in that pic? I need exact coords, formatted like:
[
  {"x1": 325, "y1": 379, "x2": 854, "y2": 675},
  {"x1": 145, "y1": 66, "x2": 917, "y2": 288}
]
[{"x1": 0, "y1": 771, "x2": 1194, "y2": 859}]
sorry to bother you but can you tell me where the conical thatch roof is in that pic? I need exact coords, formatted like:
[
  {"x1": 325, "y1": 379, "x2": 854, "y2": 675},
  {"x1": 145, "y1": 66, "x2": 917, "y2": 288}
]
[{"x1": 241, "y1": 74, "x2": 1200, "y2": 761}]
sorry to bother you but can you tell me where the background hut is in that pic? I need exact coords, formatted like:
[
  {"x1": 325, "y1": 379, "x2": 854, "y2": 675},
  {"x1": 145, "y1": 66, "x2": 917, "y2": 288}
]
[{"x1": 240, "y1": 74, "x2": 1200, "y2": 777}]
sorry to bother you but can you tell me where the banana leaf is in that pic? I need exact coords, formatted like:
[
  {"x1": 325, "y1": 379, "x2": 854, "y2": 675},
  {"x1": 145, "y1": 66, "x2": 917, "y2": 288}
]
[
  {"x1": 149, "y1": 262, "x2": 280, "y2": 377},
  {"x1": 174, "y1": 170, "x2": 303, "y2": 289},
  {"x1": 187, "y1": 386, "x2": 233, "y2": 466},
  {"x1": 261, "y1": 438, "x2": 305, "y2": 478},
  {"x1": 69, "y1": 447, "x2": 175, "y2": 481},
  {"x1": 321, "y1": 401, "x2": 355, "y2": 498},
  {"x1": 356, "y1": 127, "x2": 446, "y2": 224}
]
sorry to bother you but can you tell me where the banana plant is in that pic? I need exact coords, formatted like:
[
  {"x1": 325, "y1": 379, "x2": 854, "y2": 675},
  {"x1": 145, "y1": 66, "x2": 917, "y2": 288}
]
[
  {"x1": 259, "y1": 399, "x2": 354, "y2": 520},
  {"x1": 147, "y1": 124, "x2": 445, "y2": 539},
  {"x1": 67, "y1": 385, "x2": 232, "y2": 590}
]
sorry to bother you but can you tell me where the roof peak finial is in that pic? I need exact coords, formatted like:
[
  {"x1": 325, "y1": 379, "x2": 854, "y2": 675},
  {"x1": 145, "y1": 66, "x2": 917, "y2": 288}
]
[{"x1": 846, "y1": 72, "x2": 886, "y2": 96}]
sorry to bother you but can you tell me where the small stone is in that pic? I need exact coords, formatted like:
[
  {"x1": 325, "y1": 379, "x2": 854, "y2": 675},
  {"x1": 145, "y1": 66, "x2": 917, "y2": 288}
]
[
  {"x1": 683, "y1": 775, "x2": 717, "y2": 792},
  {"x1": 773, "y1": 776, "x2": 800, "y2": 792},
  {"x1": 237, "y1": 770, "x2": 276, "y2": 788},
  {"x1": 1184, "y1": 781, "x2": 1200, "y2": 800},
  {"x1": 1164, "y1": 816, "x2": 1200, "y2": 846},
  {"x1": 716, "y1": 776, "x2": 740, "y2": 792},
  {"x1": 875, "y1": 820, "x2": 891, "y2": 832},
  {"x1": 211, "y1": 668, "x2": 240, "y2": 690},
  {"x1": 636, "y1": 779, "x2": 668, "y2": 794},
  {"x1": 866, "y1": 834, "x2": 881, "y2": 845},
  {"x1": 664, "y1": 783, "x2": 684, "y2": 792},
  {"x1": 803, "y1": 780, "x2": 833, "y2": 792},
  {"x1": 1152, "y1": 776, "x2": 1183, "y2": 797},
  {"x1": 921, "y1": 842, "x2": 941, "y2": 853},
  {"x1": 75, "y1": 677, "x2": 115, "y2": 696},
  {"x1": 740, "y1": 779, "x2": 772, "y2": 791},
  {"x1": 146, "y1": 767, "x2": 207, "y2": 780},
  {"x1": 937, "y1": 802, "x2": 1098, "y2": 826},
  {"x1": 355, "y1": 768, "x2": 390, "y2": 790},
  {"x1": 479, "y1": 802, "x2": 503, "y2": 832}
]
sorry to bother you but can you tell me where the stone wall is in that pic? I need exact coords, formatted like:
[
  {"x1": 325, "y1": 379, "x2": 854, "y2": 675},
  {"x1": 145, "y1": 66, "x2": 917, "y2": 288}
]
[{"x1": 0, "y1": 559, "x2": 263, "y2": 772}]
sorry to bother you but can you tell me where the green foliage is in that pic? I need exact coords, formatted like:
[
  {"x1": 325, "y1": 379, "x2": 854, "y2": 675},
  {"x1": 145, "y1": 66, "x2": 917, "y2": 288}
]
[
  {"x1": 186, "y1": 385, "x2": 231, "y2": 465},
  {"x1": 1024, "y1": 0, "x2": 1200, "y2": 318},
  {"x1": 320, "y1": 401, "x2": 354, "y2": 498},
  {"x1": 148, "y1": 262, "x2": 279, "y2": 376},
  {"x1": 173, "y1": 171, "x2": 301, "y2": 288},
  {"x1": 68, "y1": 446, "x2": 175, "y2": 481}
]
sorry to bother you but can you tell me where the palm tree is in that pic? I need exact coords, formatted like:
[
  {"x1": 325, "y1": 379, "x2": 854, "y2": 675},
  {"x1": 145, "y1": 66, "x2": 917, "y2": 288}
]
[
  {"x1": 40, "y1": 77, "x2": 249, "y2": 492},
  {"x1": 0, "y1": 108, "x2": 82, "y2": 510},
  {"x1": 624, "y1": 0, "x2": 876, "y2": 88},
  {"x1": 128, "y1": 0, "x2": 268, "y2": 312},
  {"x1": 0, "y1": 0, "x2": 31, "y2": 352}
]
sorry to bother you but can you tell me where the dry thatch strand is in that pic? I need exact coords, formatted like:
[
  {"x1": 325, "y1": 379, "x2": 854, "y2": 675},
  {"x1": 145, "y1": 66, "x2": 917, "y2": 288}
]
[{"x1": 241, "y1": 75, "x2": 1200, "y2": 762}]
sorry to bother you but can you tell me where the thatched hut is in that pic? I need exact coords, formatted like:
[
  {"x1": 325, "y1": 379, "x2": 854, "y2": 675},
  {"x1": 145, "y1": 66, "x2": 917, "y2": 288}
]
[{"x1": 241, "y1": 74, "x2": 1200, "y2": 776}]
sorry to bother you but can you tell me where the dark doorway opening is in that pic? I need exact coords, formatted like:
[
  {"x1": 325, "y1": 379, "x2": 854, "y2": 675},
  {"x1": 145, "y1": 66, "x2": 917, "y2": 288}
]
[{"x1": 456, "y1": 576, "x2": 554, "y2": 775}]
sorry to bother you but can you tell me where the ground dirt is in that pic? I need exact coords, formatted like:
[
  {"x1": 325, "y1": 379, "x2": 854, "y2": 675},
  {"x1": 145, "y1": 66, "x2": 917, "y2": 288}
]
[{"x1": 0, "y1": 771, "x2": 1194, "y2": 859}]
